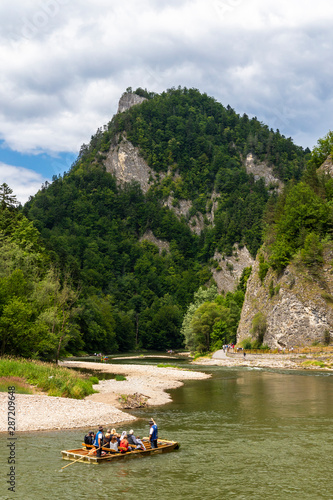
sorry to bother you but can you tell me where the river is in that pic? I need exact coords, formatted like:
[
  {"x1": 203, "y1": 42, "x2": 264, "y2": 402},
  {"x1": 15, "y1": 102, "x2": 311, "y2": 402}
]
[{"x1": 2, "y1": 364, "x2": 333, "y2": 500}]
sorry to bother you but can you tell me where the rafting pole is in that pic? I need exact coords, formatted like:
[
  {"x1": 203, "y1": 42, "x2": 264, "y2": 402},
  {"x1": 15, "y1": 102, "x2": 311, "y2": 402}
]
[{"x1": 60, "y1": 445, "x2": 102, "y2": 470}]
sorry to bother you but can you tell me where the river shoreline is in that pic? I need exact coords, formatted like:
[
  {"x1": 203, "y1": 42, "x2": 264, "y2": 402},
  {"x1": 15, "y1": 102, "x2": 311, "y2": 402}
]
[
  {"x1": 1, "y1": 353, "x2": 331, "y2": 434},
  {"x1": 0, "y1": 361, "x2": 209, "y2": 434},
  {"x1": 194, "y1": 351, "x2": 333, "y2": 370}
]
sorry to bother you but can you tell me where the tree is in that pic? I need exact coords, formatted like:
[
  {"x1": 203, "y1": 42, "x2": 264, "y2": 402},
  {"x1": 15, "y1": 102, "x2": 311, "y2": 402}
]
[
  {"x1": 311, "y1": 131, "x2": 333, "y2": 168},
  {"x1": 190, "y1": 302, "x2": 226, "y2": 352},
  {"x1": 0, "y1": 183, "x2": 18, "y2": 209},
  {"x1": 181, "y1": 285, "x2": 218, "y2": 351}
]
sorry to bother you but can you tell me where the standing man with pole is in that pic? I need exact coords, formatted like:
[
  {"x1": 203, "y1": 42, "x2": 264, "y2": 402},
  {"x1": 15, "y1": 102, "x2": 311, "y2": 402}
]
[
  {"x1": 149, "y1": 418, "x2": 158, "y2": 448},
  {"x1": 93, "y1": 426, "x2": 104, "y2": 457}
]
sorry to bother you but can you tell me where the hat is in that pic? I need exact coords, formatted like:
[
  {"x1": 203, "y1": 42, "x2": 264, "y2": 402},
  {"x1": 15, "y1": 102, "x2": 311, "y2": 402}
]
[
  {"x1": 129, "y1": 429, "x2": 134, "y2": 434},
  {"x1": 149, "y1": 419, "x2": 154, "y2": 424}
]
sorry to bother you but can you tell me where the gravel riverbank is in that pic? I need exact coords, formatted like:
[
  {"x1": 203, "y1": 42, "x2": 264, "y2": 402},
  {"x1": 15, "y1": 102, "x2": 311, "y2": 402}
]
[
  {"x1": 0, "y1": 362, "x2": 209, "y2": 433},
  {"x1": 193, "y1": 352, "x2": 333, "y2": 370}
]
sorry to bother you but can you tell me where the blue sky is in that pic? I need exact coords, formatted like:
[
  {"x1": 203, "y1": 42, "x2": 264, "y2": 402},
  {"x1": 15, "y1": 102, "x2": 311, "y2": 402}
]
[{"x1": 1, "y1": 0, "x2": 333, "y2": 203}]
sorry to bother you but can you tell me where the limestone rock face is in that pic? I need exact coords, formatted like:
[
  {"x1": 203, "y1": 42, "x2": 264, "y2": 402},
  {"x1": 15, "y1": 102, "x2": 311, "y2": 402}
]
[
  {"x1": 317, "y1": 155, "x2": 333, "y2": 176},
  {"x1": 139, "y1": 230, "x2": 170, "y2": 254},
  {"x1": 104, "y1": 134, "x2": 155, "y2": 193},
  {"x1": 211, "y1": 246, "x2": 255, "y2": 293},
  {"x1": 245, "y1": 153, "x2": 283, "y2": 190},
  {"x1": 237, "y1": 246, "x2": 333, "y2": 348},
  {"x1": 117, "y1": 93, "x2": 147, "y2": 114}
]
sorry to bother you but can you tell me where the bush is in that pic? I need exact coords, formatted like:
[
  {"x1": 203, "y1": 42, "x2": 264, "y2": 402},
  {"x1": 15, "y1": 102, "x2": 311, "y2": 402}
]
[
  {"x1": 89, "y1": 376, "x2": 99, "y2": 385},
  {"x1": 241, "y1": 338, "x2": 252, "y2": 350},
  {"x1": 298, "y1": 233, "x2": 323, "y2": 269},
  {"x1": 251, "y1": 312, "x2": 267, "y2": 344},
  {"x1": 258, "y1": 254, "x2": 269, "y2": 283}
]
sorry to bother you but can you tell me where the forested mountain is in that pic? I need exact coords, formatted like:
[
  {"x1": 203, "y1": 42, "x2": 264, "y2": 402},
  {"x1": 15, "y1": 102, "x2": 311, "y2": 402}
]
[{"x1": 1, "y1": 87, "x2": 312, "y2": 358}]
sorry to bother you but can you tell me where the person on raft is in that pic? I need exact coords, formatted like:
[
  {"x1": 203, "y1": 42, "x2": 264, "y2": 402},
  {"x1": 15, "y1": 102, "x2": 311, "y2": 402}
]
[
  {"x1": 149, "y1": 418, "x2": 158, "y2": 448},
  {"x1": 109, "y1": 435, "x2": 119, "y2": 452},
  {"x1": 119, "y1": 433, "x2": 130, "y2": 453},
  {"x1": 93, "y1": 426, "x2": 104, "y2": 457},
  {"x1": 84, "y1": 431, "x2": 94, "y2": 445},
  {"x1": 127, "y1": 430, "x2": 146, "y2": 450}
]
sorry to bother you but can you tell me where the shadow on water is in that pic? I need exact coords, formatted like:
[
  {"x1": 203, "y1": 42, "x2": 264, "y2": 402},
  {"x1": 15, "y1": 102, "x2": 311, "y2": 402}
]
[{"x1": 3, "y1": 365, "x2": 333, "y2": 500}]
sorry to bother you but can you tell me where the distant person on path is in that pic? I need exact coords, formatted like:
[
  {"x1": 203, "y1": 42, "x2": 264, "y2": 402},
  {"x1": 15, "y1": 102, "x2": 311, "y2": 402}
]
[
  {"x1": 93, "y1": 426, "x2": 104, "y2": 457},
  {"x1": 149, "y1": 418, "x2": 158, "y2": 448},
  {"x1": 243, "y1": 352, "x2": 246, "y2": 358}
]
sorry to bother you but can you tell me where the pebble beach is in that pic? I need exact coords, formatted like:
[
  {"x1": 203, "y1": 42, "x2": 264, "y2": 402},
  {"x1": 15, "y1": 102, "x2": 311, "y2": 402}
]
[{"x1": 0, "y1": 361, "x2": 209, "y2": 433}]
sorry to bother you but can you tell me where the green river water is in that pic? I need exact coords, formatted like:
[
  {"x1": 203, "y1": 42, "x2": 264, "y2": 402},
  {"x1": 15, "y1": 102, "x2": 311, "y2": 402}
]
[{"x1": 1, "y1": 364, "x2": 333, "y2": 500}]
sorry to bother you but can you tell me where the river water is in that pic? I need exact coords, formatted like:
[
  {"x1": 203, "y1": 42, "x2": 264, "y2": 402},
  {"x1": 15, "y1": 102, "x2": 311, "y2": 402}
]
[{"x1": 2, "y1": 365, "x2": 333, "y2": 500}]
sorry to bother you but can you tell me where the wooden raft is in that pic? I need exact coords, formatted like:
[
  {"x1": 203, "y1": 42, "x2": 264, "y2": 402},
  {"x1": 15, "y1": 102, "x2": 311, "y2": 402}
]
[{"x1": 61, "y1": 438, "x2": 180, "y2": 464}]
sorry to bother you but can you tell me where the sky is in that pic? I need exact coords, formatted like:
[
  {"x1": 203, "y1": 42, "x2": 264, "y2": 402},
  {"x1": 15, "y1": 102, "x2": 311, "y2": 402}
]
[{"x1": 1, "y1": 0, "x2": 333, "y2": 204}]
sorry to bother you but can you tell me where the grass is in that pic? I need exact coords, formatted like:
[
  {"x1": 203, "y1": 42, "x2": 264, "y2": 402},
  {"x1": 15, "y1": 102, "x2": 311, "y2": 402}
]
[
  {"x1": 115, "y1": 374, "x2": 126, "y2": 381},
  {"x1": 0, "y1": 357, "x2": 98, "y2": 399},
  {"x1": 157, "y1": 363, "x2": 180, "y2": 369},
  {"x1": 192, "y1": 352, "x2": 212, "y2": 361},
  {"x1": 0, "y1": 376, "x2": 34, "y2": 394},
  {"x1": 301, "y1": 360, "x2": 326, "y2": 368}
]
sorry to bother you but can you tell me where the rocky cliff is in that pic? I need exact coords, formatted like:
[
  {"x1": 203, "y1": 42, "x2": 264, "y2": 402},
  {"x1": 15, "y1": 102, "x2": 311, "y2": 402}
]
[
  {"x1": 244, "y1": 153, "x2": 283, "y2": 191},
  {"x1": 104, "y1": 132, "x2": 156, "y2": 193},
  {"x1": 117, "y1": 92, "x2": 147, "y2": 113},
  {"x1": 237, "y1": 246, "x2": 333, "y2": 348},
  {"x1": 212, "y1": 245, "x2": 255, "y2": 293}
]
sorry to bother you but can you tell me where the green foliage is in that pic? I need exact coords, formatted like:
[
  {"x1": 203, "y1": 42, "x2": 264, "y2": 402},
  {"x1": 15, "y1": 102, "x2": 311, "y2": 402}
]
[
  {"x1": 157, "y1": 363, "x2": 179, "y2": 368},
  {"x1": 241, "y1": 338, "x2": 252, "y2": 349},
  {"x1": 115, "y1": 374, "x2": 126, "y2": 381},
  {"x1": 183, "y1": 286, "x2": 245, "y2": 352},
  {"x1": 0, "y1": 358, "x2": 97, "y2": 398},
  {"x1": 0, "y1": 206, "x2": 81, "y2": 360},
  {"x1": 0, "y1": 183, "x2": 18, "y2": 209},
  {"x1": 237, "y1": 267, "x2": 252, "y2": 293},
  {"x1": 297, "y1": 232, "x2": 324, "y2": 269},
  {"x1": 310, "y1": 130, "x2": 333, "y2": 169},
  {"x1": 181, "y1": 286, "x2": 218, "y2": 351},
  {"x1": 268, "y1": 182, "x2": 331, "y2": 273},
  {"x1": 251, "y1": 312, "x2": 267, "y2": 344},
  {"x1": 23, "y1": 164, "x2": 214, "y2": 351},
  {"x1": 324, "y1": 329, "x2": 331, "y2": 345},
  {"x1": 258, "y1": 254, "x2": 269, "y2": 283}
]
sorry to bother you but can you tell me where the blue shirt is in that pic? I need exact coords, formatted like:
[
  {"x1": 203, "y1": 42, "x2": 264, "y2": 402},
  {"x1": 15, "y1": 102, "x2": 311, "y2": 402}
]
[
  {"x1": 94, "y1": 431, "x2": 103, "y2": 447},
  {"x1": 150, "y1": 424, "x2": 158, "y2": 440}
]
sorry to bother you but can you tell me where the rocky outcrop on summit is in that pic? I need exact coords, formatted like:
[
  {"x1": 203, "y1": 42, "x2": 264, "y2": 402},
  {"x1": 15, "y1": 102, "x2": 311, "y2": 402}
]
[
  {"x1": 117, "y1": 92, "x2": 147, "y2": 113},
  {"x1": 317, "y1": 155, "x2": 333, "y2": 177},
  {"x1": 211, "y1": 246, "x2": 255, "y2": 293},
  {"x1": 237, "y1": 246, "x2": 333, "y2": 348},
  {"x1": 104, "y1": 133, "x2": 155, "y2": 193},
  {"x1": 245, "y1": 153, "x2": 283, "y2": 190}
]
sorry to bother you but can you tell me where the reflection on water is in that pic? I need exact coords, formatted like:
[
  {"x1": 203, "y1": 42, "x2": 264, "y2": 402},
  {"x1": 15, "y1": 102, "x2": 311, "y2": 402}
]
[{"x1": 2, "y1": 367, "x2": 333, "y2": 500}]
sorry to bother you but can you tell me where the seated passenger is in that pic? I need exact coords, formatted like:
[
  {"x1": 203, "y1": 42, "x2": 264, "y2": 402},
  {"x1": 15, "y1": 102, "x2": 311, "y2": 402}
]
[
  {"x1": 84, "y1": 431, "x2": 94, "y2": 445},
  {"x1": 127, "y1": 430, "x2": 146, "y2": 450},
  {"x1": 110, "y1": 428, "x2": 120, "y2": 445},
  {"x1": 119, "y1": 434, "x2": 130, "y2": 453},
  {"x1": 109, "y1": 435, "x2": 118, "y2": 452},
  {"x1": 104, "y1": 428, "x2": 111, "y2": 446}
]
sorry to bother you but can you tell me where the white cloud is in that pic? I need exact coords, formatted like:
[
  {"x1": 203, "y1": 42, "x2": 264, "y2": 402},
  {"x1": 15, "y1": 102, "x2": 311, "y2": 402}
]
[
  {"x1": 0, "y1": 163, "x2": 49, "y2": 204},
  {"x1": 0, "y1": 0, "x2": 333, "y2": 155}
]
